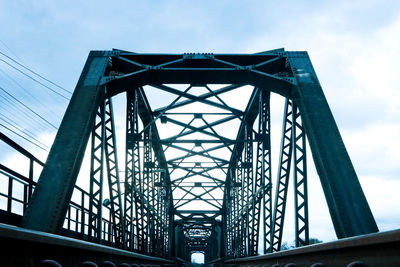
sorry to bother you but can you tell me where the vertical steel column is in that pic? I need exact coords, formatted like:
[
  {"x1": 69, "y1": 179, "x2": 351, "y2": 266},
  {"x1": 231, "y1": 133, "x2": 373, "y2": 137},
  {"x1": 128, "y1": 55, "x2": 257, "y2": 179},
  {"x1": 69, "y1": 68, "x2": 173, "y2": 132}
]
[
  {"x1": 150, "y1": 162, "x2": 158, "y2": 255},
  {"x1": 243, "y1": 124, "x2": 253, "y2": 256},
  {"x1": 154, "y1": 170, "x2": 161, "y2": 256},
  {"x1": 250, "y1": 128, "x2": 263, "y2": 256},
  {"x1": 157, "y1": 170, "x2": 167, "y2": 256},
  {"x1": 234, "y1": 157, "x2": 241, "y2": 257},
  {"x1": 167, "y1": 194, "x2": 174, "y2": 257},
  {"x1": 143, "y1": 126, "x2": 153, "y2": 254},
  {"x1": 125, "y1": 90, "x2": 135, "y2": 250},
  {"x1": 162, "y1": 187, "x2": 167, "y2": 257},
  {"x1": 103, "y1": 97, "x2": 125, "y2": 247},
  {"x1": 292, "y1": 103, "x2": 309, "y2": 247},
  {"x1": 250, "y1": 89, "x2": 271, "y2": 255},
  {"x1": 228, "y1": 169, "x2": 233, "y2": 256},
  {"x1": 88, "y1": 102, "x2": 105, "y2": 242},
  {"x1": 125, "y1": 89, "x2": 144, "y2": 251},
  {"x1": 271, "y1": 99, "x2": 294, "y2": 251},
  {"x1": 237, "y1": 155, "x2": 245, "y2": 257},
  {"x1": 287, "y1": 51, "x2": 378, "y2": 237},
  {"x1": 225, "y1": 172, "x2": 233, "y2": 256}
]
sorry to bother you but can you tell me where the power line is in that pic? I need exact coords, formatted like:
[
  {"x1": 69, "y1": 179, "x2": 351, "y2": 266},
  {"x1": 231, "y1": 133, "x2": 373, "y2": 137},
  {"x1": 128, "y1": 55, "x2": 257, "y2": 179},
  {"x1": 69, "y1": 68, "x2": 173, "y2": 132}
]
[
  {"x1": 0, "y1": 68, "x2": 62, "y2": 123},
  {"x1": 0, "y1": 94, "x2": 55, "y2": 134},
  {"x1": 0, "y1": 39, "x2": 24, "y2": 63},
  {"x1": 0, "y1": 50, "x2": 72, "y2": 95},
  {"x1": 0, "y1": 115, "x2": 50, "y2": 150},
  {"x1": 0, "y1": 123, "x2": 48, "y2": 152},
  {"x1": 0, "y1": 58, "x2": 70, "y2": 100},
  {"x1": 0, "y1": 86, "x2": 58, "y2": 129}
]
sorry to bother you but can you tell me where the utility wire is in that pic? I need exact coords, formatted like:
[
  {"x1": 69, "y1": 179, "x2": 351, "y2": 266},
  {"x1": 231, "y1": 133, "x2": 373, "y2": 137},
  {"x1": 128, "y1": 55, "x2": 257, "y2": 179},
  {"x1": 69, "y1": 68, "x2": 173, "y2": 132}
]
[
  {"x1": 0, "y1": 68, "x2": 62, "y2": 123},
  {"x1": 0, "y1": 95, "x2": 55, "y2": 134},
  {"x1": 0, "y1": 123, "x2": 48, "y2": 152},
  {"x1": 0, "y1": 51, "x2": 72, "y2": 95},
  {"x1": 0, "y1": 115, "x2": 50, "y2": 149},
  {"x1": 0, "y1": 86, "x2": 58, "y2": 129},
  {"x1": 0, "y1": 58, "x2": 70, "y2": 100},
  {"x1": 0, "y1": 39, "x2": 24, "y2": 63}
]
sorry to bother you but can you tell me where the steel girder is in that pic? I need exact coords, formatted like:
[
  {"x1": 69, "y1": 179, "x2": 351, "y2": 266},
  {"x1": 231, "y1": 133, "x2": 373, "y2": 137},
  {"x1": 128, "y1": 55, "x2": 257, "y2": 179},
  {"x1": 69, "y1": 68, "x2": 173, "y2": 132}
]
[
  {"x1": 270, "y1": 99, "x2": 310, "y2": 252},
  {"x1": 271, "y1": 99, "x2": 294, "y2": 252},
  {"x1": 88, "y1": 102, "x2": 105, "y2": 242},
  {"x1": 124, "y1": 88, "x2": 172, "y2": 256},
  {"x1": 125, "y1": 89, "x2": 144, "y2": 252},
  {"x1": 103, "y1": 98, "x2": 125, "y2": 246},
  {"x1": 22, "y1": 51, "x2": 110, "y2": 232},
  {"x1": 286, "y1": 52, "x2": 378, "y2": 237},
  {"x1": 21, "y1": 49, "x2": 378, "y2": 261},
  {"x1": 260, "y1": 90, "x2": 272, "y2": 255},
  {"x1": 88, "y1": 98, "x2": 125, "y2": 245},
  {"x1": 292, "y1": 102, "x2": 309, "y2": 247}
]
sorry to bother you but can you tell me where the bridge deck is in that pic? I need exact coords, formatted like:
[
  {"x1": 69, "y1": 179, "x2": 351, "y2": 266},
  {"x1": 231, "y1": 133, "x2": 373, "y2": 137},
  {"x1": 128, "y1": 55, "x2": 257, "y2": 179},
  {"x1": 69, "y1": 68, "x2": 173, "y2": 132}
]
[
  {"x1": 225, "y1": 229, "x2": 400, "y2": 267},
  {"x1": 0, "y1": 223, "x2": 173, "y2": 266}
]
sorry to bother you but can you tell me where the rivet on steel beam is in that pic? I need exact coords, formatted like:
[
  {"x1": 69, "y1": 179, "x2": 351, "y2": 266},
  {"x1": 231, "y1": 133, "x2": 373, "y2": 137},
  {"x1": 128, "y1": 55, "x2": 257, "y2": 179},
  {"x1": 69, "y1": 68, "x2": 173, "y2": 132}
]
[
  {"x1": 347, "y1": 261, "x2": 367, "y2": 267},
  {"x1": 79, "y1": 261, "x2": 98, "y2": 267},
  {"x1": 36, "y1": 259, "x2": 62, "y2": 267},
  {"x1": 99, "y1": 261, "x2": 116, "y2": 267}
]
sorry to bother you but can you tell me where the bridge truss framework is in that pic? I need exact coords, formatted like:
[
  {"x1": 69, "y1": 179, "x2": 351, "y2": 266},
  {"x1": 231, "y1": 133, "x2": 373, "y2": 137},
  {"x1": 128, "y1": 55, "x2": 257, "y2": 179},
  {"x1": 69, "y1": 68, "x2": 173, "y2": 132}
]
[{"x1": 14, "y1": 49, "x2": 378, "y2": 262}]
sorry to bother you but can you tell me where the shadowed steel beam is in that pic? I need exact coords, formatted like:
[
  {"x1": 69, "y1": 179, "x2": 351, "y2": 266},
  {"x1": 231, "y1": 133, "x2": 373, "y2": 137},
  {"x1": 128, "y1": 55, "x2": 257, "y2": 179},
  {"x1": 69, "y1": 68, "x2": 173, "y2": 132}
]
[
  {"x1": 88, "y1": 102, "x2": 105, "y2": 242},
  {"x1": 125, "y1": 89, "x2": 144, "y2": 251},
  {"x1": 103, "y1": 98, "x2": 125, "y2": 246},
  {"x1": 151, "y1": 84, "x2": 243, "y2": 115},
  {"x1": 271, "y1": 99, "x2": 294, "y2": 252},
  {"x1": 21, "y1": 51, "x2": 110, "y2": 233},
  {"x1": 292, "y1": 102, "x2": 309, "y2": 247},
  {"x1": 287, "y1": 51, "x2": 378, "y2": 238},
  {"x1": 105, "y1": 68, "x2": 293, "y2": 98},
  {"x1": 154, "y1": 84, "x2": 242, "y2": 113}
]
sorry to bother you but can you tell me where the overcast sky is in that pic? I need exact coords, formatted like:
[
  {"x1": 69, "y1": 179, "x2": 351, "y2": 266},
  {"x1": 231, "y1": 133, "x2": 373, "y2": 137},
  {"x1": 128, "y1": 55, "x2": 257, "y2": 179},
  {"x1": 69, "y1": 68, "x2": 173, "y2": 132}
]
[{"x1": 1, "y1": 0, "x2": 400, "y2": 249}]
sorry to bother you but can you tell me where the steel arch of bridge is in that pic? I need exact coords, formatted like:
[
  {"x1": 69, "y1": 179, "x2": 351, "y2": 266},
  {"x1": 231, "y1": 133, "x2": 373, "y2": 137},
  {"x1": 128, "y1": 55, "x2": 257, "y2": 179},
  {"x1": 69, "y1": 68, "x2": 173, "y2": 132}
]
[{"x1": 21, "y1": 49, "x2": 378, "y2": 260}]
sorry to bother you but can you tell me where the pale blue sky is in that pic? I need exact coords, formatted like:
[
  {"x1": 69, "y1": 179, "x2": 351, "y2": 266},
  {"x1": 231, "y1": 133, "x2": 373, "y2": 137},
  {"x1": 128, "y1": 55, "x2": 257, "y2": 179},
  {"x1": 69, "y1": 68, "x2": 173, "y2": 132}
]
[{"x1": 1, "y1": 0, "x2": 400, "y2": 247}]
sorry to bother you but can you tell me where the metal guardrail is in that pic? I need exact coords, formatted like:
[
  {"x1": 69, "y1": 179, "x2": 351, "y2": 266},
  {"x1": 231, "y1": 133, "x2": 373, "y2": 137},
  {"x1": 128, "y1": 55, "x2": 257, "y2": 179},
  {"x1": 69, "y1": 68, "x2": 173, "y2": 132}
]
[
  {"x1": 224, "y1": 229, "x2": 400, "y2": 267},
  {"x1": 0, "y1": 132, "x2": 119, "y2": 245},
  {"x1": 0, "y1": 125, "x2": 177, "y2": 266}
]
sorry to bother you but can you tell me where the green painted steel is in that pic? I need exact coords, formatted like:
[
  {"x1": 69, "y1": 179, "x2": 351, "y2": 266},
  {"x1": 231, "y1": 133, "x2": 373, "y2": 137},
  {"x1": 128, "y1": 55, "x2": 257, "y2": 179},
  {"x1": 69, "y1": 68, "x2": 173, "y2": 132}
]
[
  {"x1": 21, "y1": 51, "x2": 110, "y2": 233},
  {"x1": 287, "y1": 51, "x2": 378, "y2": 238},
  {"x1": 17, "y1": 49, "x2": 378, "y2": 261}
]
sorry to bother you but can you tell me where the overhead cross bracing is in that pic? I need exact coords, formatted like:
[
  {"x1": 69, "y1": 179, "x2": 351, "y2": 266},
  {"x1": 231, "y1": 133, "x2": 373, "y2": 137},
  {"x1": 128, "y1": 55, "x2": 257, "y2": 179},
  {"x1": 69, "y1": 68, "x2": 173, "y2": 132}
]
[{"x1": 16, "y1": 49, "x2": 378, "y2": 263}]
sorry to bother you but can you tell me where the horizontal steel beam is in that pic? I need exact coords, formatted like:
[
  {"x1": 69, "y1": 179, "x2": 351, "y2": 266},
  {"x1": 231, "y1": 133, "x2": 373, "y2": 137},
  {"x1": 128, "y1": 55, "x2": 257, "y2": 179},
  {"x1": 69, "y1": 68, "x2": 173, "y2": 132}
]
[
  {"x1": 0, "y1": 132, "x2": 44, "y2": 165},
  {"x1": 0, "y1": 223, "x2": 173, "y2": 266},
  {"x1": 105, "y1": 69, "x2": 293, "y2": 98}
]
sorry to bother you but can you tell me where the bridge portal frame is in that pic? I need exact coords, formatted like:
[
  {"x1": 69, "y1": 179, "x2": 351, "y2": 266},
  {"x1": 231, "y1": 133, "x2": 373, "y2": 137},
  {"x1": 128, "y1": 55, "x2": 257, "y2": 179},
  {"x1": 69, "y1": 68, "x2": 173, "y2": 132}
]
[{"x1": 21, "y1": 49, "x2": 378, "y2": 257}]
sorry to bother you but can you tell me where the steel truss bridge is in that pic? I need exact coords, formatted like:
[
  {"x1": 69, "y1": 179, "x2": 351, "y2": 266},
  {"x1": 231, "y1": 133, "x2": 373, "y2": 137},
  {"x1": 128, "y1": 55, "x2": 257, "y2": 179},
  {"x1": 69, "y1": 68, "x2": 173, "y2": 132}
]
[{"x1": 0, "y1": 49, "x2": 399, "y2": 267}]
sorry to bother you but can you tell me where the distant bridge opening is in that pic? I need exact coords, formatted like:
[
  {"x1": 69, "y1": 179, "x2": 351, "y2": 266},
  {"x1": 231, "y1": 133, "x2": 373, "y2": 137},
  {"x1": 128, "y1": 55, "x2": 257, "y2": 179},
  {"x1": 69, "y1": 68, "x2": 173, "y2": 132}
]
[{"x1": 191, "y1": 252, "x2": 205, "y2": 264}]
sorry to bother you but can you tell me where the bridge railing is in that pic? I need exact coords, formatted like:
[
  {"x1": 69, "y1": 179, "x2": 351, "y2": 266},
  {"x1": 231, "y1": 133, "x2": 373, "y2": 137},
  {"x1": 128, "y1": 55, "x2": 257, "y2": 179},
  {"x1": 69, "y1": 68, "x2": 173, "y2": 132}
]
[
  {"x1": 63, "y1": 184, "x2": 117, "y2": 244},
  {"x1": 0, "y1": 133, "x2": 119, "y2": 245},
  {"x1": 0, "y1": 168, "x2": 33, "y2": 219}
]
